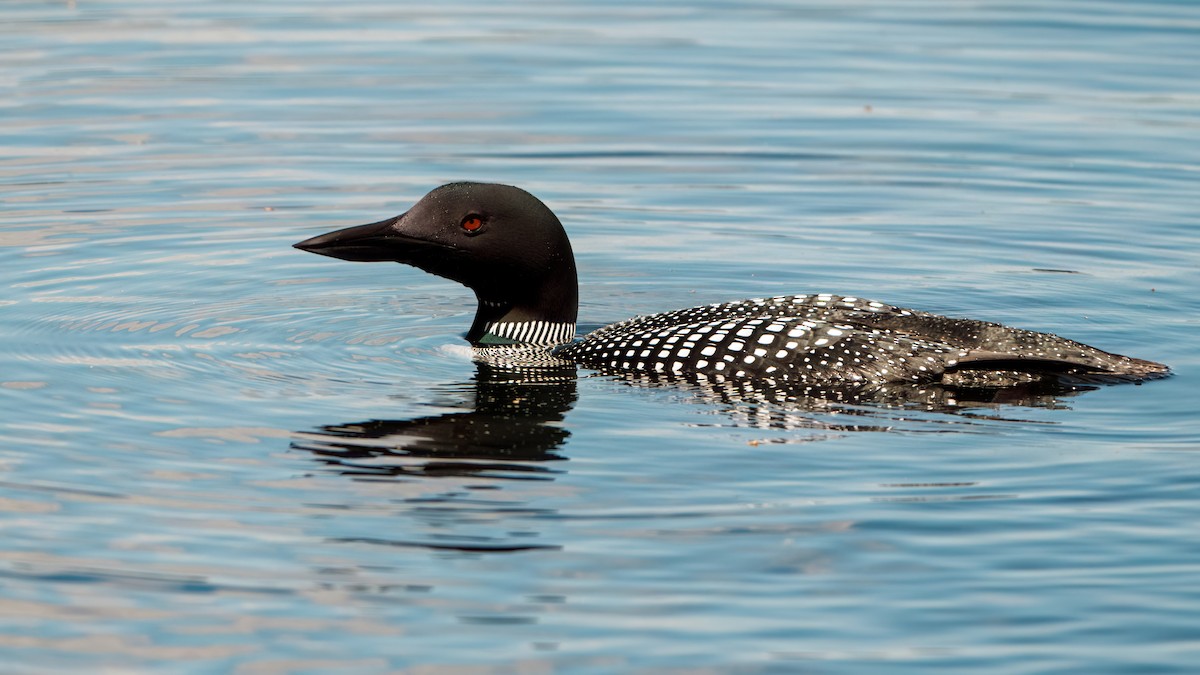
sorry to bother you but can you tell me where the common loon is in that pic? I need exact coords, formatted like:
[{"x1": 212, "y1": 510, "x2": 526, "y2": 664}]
[{"x1": 294, "y1": 182, "x2": 1169, "y2": 390}]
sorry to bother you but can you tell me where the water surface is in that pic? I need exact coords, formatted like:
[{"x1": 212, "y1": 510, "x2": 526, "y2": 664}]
[{"x1": 2, "y1": 1, "x2": 1199, "y2": 672}]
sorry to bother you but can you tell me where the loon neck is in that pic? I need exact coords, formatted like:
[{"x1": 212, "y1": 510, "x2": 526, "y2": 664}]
[
  {"x1": 468, "y1": 300, "x2": 576, "y2": 346},
  {"x1": 466, "y1": 269, "x2": 579, "y2": 347}
]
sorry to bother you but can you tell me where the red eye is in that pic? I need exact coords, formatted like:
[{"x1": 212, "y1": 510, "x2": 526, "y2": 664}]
[{"x1": 461, "y1": 215, "x2": 484, "y2": 232}]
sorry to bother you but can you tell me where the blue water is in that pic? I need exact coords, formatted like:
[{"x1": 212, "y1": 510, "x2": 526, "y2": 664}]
[{"x1": 2, "y1": 1, "x2": 1199, "y2": 672}]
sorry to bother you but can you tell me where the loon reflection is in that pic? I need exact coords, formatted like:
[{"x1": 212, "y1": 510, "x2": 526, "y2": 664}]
[
  {"x1": 291, "y1": 362, "x2": 577, "y2": 481},
  {"x1": 292, "y1": 356, "x2": 1094, "y2": 482}
]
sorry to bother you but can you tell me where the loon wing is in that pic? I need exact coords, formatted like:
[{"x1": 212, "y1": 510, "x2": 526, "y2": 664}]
[{"x1": 853, "y1": 312, "x2": 1170, "y2": 383}]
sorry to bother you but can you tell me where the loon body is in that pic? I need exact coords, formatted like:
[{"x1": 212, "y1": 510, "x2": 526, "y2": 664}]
[{"x1": 294, "y1": 182, "x2": 1168, "y2": 391}]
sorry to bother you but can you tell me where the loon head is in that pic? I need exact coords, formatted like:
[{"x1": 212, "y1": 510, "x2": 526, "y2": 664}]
[{"x1": 294, "y1": 182, "x2": 579, "y2": 345}]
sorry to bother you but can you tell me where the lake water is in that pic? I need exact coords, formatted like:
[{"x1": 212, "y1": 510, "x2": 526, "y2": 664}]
[{"x1": 2, "y1": 1, "x2": 1199, "y2": 672}]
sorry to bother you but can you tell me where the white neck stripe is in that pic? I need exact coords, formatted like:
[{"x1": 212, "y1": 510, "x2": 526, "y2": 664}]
[{"x1": 484, "y1": 320, "x2": 575, "y2": 345}]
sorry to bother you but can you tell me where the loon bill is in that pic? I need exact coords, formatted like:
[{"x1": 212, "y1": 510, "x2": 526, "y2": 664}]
[{"x1": 294, "y1": 182, "x2": 1169, "y2": 389}]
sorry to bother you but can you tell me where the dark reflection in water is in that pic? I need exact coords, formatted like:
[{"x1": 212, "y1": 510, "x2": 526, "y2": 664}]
[
  {"x1": 291, "y1": 362, "x2": 578, "y2": 481},
  {"x1": 290, "y1": 361, "x2": 1096, "y2": 556},
  {"x1": 293, "y1": 358, "x2": 1093, "y2": 482}
]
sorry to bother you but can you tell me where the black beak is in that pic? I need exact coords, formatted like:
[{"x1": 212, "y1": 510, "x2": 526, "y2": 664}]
[{"x1": 294, "y1": 217, "x2": 408, "y2": 263}]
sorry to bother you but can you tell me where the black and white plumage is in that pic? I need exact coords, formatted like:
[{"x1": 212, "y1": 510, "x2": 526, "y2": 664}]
[{"x1": 294, "y1": 182, "x2": 1168, "y2": 392}]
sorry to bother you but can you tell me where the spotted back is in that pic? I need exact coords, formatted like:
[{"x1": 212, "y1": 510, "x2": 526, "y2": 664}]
[
  {"x1": 550, "y1": 293, "x2": 1168, "y2": 387},
  {"x1": 558, "y1": 313, "x2": 958, "y2": 385}
]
